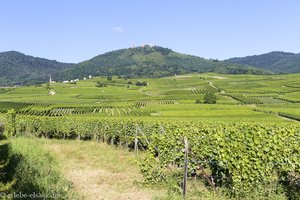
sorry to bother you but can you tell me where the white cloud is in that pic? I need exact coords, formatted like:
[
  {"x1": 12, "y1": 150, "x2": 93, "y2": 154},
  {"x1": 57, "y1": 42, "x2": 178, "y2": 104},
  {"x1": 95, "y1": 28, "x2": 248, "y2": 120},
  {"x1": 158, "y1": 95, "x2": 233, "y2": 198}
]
[{"x1": 112, "y1": 26, "x2": 124, "y2": 33}]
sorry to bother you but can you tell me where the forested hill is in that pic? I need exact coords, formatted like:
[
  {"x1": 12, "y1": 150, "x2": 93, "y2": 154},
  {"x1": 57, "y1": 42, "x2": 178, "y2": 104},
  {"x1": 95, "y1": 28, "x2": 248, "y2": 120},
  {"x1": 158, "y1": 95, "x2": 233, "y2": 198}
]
[
  {"x1": 225, "y1": 51, "x2": 300, "y2": 73},
  {"x1": 55, "y1": 45, "x2": 268, "y2": 80},
  {"x1": 0, "y1": 47, "x2": 272, "y2": 86},
  {"x1": 0, "y1": 51, "x2": 74, "y2": 86}
]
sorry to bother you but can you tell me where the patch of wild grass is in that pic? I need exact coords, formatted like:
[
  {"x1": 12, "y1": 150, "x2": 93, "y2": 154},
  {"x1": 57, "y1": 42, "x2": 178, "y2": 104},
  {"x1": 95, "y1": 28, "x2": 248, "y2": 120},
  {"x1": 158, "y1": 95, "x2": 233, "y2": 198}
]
[{"x1": 7, "y1": 137, "x2": 80, "y2": 199}]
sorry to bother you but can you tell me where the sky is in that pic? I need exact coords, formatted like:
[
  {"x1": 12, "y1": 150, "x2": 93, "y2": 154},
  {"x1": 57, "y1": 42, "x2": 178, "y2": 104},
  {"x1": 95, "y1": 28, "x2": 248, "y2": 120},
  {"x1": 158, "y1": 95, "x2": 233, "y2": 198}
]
[{"x1": 1, "y1": 0, "x2": 300, "y2": 63}]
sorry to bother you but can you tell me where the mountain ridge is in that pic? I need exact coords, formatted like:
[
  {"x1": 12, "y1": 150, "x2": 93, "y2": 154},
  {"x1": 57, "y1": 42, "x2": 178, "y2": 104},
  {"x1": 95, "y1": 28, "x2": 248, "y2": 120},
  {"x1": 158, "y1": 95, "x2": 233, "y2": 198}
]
[
  {"x1": 2, "y1": 47, "x2": 299, "y2": 86},
  {"x1": 224, "y1": 51, "x2": 300, "y2": 73}
]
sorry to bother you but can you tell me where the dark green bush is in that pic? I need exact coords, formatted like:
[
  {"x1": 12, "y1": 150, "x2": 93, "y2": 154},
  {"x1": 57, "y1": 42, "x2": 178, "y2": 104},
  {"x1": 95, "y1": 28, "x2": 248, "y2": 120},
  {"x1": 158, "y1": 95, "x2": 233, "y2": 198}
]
[
  {"x1": 195, "y1": 99, "x2": 202, "y2": 104},
  {"x1": 204, "y1": 92, "x2": 217, "y2": 104},
  {"x1": 96, "y1": 81, "x2": 108, "y2": 87}
]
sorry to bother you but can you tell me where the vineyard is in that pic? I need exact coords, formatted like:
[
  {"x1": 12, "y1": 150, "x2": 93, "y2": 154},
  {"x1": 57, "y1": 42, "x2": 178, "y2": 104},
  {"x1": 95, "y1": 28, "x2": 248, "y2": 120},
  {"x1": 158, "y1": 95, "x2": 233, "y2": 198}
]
[
  {"x1": 225, "y1": 94, "x2": 263, "y2": 105},
  {"x1": 16, "y1": 106, "x2": 153, "y2": 117},
  {"x1": 135, "y1": 100, "x2": 176, "y2": 108},
  {"x1": 0, "y1": 73, "x2": 299, "y2": 199},
  {"x1": 1, "y1": 115, "x2": 300, "y2": 198}
]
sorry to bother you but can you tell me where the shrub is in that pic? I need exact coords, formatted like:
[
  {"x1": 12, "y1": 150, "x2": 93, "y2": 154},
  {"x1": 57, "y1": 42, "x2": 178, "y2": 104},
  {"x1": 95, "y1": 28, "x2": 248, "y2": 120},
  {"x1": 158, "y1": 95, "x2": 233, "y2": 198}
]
[
  {"x1": 96, "y1": 81, "x2": 108, "y2": 87},
  {"x1": 195, "y1": 99, "x2": 202, "y2": 104},
  {"x1": 107, "y1": 76, "x2": 112, "y2": 81},
  {"x1": 136, "y1": 81, "x2": 148, "y2": 86},
  {"x1": 204, "y1": 92, "x2": 217, "y2": 104}
]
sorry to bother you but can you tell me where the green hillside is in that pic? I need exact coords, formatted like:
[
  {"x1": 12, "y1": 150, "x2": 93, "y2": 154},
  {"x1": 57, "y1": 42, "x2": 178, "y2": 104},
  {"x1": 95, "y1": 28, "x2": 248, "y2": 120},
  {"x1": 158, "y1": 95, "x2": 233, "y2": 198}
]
[
  {"x1": 271, "y1": 53, "x2": 300, "y2": 73},
  {"x1": 0, "y1": 73, "x2": 299, "y2": 121},
  {"x1": 0, "y1": 51, "x2": 74, "y2": 86},
  {"x1": 225, "y1": 51, "x2": 300, "y2": 73},
  {"x1": 56, "y1": 46, "x2": 269, "y2": 80}
]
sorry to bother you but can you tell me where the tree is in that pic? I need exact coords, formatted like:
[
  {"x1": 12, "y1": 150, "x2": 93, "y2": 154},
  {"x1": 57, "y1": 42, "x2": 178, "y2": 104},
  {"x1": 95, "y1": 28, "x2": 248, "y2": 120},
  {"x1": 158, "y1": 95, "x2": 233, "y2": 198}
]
[{"x1": 204, "y1": 92, "x2": 217, "y2": 104}]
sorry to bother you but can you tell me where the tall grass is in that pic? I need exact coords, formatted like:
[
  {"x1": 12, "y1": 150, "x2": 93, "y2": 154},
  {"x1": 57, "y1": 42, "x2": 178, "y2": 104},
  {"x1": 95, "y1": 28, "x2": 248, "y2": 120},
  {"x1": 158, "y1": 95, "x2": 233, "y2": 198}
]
[
  {"x1": 6, "y1": 137, "x2": 79, "y2": 199},
  {"x1": 0, "y1": 133, "x2": 15, "y2": 194}
]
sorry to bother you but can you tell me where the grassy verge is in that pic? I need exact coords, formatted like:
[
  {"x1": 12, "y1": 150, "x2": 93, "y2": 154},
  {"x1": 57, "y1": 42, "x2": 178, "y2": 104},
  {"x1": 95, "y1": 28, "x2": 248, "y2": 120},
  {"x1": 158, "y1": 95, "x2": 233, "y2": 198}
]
[
  {"x1": 5, "y1": 137, "x2": 79, "y2": 199},
  {"x1": 41, "y1": 139, "x2": 229, "y2": 200}
]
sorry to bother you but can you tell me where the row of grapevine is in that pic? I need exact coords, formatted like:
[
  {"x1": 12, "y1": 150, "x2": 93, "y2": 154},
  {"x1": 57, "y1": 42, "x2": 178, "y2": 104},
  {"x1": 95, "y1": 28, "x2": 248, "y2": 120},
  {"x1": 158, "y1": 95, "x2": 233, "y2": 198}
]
[
  {"x1": 135, "y1": 100, "x2": 175, "y2": 108},
  {"x1": 278, "y1": 112, "x2": 300, "y2": 121},
  {"x1": 17, "y1": 105, "x2": 53, "y2": 116},
  {"x1": 189, "y1": 84, "x2": 219, "y2": 94},
  {"x1": 256, "y1": 97, "x2": 288, "y2": 104},
  {"x1": 189, "y1": 88, "x2": 208, "y2": 94},
  {"x1": 140, "y1": 90, "x2": 163, "y2": 96},
  {"x1": 0, "y1": 102, "x2": 36, "y2": 113},
  {"x1": 14, "y1": 106, "x2": 154, "y2": 117},
  {"x1": 226, "y1": 94, "x2": 263, "y2": 104},
  {"x1": 284, "y1": 81, "x2": 300, "y2": 88},
  {"x1": 1, "y1": 115, "x2": 298, "y2": 198},
  {"x1": 216, "y1": 94, "x2": 239, "y2": 104},
  {"x1": 189, "y1": 88, "x2": 219, "y2": 94},
  {"x1": 275, "y1": 97, "x2": 300, "y2": 103}
]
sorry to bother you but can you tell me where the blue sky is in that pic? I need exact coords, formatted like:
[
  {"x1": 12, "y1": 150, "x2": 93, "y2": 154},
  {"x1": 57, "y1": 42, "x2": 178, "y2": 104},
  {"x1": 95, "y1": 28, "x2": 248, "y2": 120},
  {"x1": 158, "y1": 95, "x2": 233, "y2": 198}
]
[{"x1": 1, "y1": 0, "x2": 299, "y2": 63}]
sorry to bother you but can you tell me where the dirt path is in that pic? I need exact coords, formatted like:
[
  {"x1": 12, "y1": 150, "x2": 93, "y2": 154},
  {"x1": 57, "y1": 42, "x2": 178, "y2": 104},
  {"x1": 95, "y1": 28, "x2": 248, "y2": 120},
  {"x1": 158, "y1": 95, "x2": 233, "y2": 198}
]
[
  {"x1": 208, "y1": 81, "x2": 217, "y2": 89},
  {"x1": 44, "y1": 140, "x2": 165, "y2": 200}
]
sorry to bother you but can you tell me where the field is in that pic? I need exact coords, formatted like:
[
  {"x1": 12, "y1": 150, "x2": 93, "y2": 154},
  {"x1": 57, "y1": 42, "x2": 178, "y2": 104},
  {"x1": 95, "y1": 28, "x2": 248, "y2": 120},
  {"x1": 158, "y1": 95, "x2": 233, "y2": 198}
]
[
  {"x1": 0, "y1": 73, "x2": 299, "y2": 121},
  {"x1": 0, "y1": 73, "x2": 299, "y2": 199}
]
